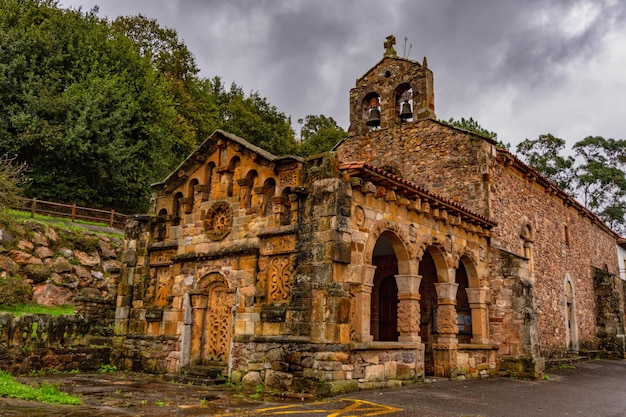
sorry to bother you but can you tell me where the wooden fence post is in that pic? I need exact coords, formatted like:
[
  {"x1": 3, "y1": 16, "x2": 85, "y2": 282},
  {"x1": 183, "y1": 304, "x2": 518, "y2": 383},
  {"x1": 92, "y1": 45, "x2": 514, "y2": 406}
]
[
  {"x1": 30, "y1": 198, "x2": 37, "y2": 218},
  {"x1": 109, "y1": 210, "x2": 115, "y2": 228},
  {"x1": 71, "y1": 204, "x2": 76, "y2": 223}
]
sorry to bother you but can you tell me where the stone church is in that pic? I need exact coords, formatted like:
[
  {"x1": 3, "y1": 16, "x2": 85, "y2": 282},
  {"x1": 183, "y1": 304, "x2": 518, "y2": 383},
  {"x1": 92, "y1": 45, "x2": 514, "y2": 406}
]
[{"x1": 114, "y1": 36, "x2": 624, "y2": 393}]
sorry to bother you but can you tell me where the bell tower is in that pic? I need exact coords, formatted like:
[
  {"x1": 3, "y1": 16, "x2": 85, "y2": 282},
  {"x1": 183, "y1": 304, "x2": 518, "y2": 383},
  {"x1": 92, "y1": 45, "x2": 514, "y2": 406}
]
[{"x1": 348, "y1": 35, "x2": 436, "y2": 135}]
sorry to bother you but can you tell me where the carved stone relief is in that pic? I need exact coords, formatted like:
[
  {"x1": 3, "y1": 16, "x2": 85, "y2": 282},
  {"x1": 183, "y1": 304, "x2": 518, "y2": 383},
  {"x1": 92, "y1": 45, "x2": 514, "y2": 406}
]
[
  {"x1": 268, "y1": 255, "x2": 294, "y2": 303},
  {"x1": 204, "y1": 201, "x2": 233, "y2": 241}
]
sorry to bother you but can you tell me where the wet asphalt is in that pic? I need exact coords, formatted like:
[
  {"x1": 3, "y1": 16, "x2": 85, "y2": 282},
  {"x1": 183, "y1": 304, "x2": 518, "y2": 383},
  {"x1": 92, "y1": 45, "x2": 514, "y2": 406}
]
[{"x1": 1, "y1": 359, "x2": 625, "y2": 417}]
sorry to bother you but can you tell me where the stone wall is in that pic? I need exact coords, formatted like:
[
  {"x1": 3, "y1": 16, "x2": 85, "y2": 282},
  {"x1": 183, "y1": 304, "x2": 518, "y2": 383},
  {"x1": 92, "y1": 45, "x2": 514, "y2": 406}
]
[
  {"x1": 489, "y1": 157, "x2": 622, "y2": 356},
  {"x1": 0, "y1": 219, "x2": 123, "y2": 373},
  {"x1": 231, "y1": 340, "x2": 422, "y2": 394},
  {"x1": 0, "y1": 312, "x2": 111, "y2": 373},
  {"x1": 0, "y1": 220, "x2": 122, "y2": 304},
  {"x1": 336, "y1": 120, "x2": 492, "y2": 217}
]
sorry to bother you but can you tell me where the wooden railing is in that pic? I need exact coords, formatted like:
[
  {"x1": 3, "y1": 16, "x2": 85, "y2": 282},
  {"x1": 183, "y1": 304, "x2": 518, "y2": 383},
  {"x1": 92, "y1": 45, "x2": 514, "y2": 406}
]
[{"x1": 15, "y1": 198, "x2": 128, "y2": 229}]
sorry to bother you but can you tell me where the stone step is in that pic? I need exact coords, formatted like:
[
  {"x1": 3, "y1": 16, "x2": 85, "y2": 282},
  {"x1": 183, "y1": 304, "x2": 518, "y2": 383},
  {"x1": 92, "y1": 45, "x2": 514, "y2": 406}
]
[
  {"x1": 182, "y1": 364, "x2": 226, "y2": 378},
  {"x1": 169, "y1": 364, "x2": 228, "y2": 386}
]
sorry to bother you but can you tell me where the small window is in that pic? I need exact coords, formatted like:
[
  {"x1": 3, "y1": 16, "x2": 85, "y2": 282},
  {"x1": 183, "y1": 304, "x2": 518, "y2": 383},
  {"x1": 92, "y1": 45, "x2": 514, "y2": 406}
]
[{"x1": 564, "y1": 225, "x2": 570, "y2": 246}]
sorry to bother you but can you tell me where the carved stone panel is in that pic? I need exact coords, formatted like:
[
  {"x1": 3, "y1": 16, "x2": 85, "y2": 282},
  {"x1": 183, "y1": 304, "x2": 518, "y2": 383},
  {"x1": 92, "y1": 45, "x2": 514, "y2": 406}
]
[
  {"x1": 267, "y1": 255, "x2": 294, "y2": 303},
  {"x1": 201, "y1": 282, "x2": 232, "y2": 363},
  {"x1": 154, "y1": 267, "x2": 172, "y2": 307},
  {"x1": 204, "y1": 201, "x2": 233, "y2": 241}
]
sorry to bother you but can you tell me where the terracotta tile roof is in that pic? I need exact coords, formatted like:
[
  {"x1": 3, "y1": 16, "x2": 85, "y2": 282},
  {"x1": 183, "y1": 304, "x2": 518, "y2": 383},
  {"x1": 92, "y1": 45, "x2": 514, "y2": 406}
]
[{"x1": 340, "y1": 161, "x2": 497, "y2": 229}]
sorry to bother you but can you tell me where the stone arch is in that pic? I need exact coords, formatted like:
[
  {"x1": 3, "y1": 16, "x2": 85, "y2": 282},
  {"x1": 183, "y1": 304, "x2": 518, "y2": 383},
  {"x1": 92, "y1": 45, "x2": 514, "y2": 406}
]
[
  {"x1": 205, "y1": 162, "x2": 216, "y2": 199},
  {"x1": 456, "y1": 255, "x2": 484, "y2": 344},
  {"x1": 370, "y1": 232, "x2": 402, "y2": 341},
  {"x1": 172, "y1": 191, "x2": 183, "y2": 226},
  {"x1": 564, "y1": 274, "x2": 579, "y2": 351},
  {"x1": 459, "y1": 255, "x2": 490, "y2": 344},
  {"x1": 188, "y1": 272, "x2": 236, "y2": 367},
  {"x1": 261, "y1": 177, "x2": 276, "y2": 216},
  {"x1": 277, "y1": 187, "x2": 292, "y2": 225},
  {"x1": 520, "y1": 222, "x2": 535, "y2": 276},
  {"x1": 154, "y1": 208, "x2": 168, "y2": 241},
  {"x1": 364, "y1": 221, "x2": 415, "y2": 275},
  {"x1": 362, "y1": 92, "x2": 381, "y2": 128},
  {"x1": 223, "y1": 156, "x2": 241, "y2": 197},
  {"x1": 186, "y1": 178, "x2": 199, "y2": 214},
  {"x1": 240, "y1": 169, "x2": 258, "y2": 209},
  {"x1": 394, "y1": 82, "x2": 413, "y2": 123},
  {"x1": 419, "y1": 245, "x2": 454, "y2": 376}
]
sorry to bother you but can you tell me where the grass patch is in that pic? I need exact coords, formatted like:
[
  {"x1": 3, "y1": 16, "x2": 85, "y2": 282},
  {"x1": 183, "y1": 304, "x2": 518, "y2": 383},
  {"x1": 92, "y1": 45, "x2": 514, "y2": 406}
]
[
  {"x1": 7, "y1": 209, "x2": 110, "y2": 229},
  {"x1": 0, "y1": 304, "x2": 75, "y2": 317},
  {"x1": 0, "y1": 370, "x2": 82, "y2": 405}
]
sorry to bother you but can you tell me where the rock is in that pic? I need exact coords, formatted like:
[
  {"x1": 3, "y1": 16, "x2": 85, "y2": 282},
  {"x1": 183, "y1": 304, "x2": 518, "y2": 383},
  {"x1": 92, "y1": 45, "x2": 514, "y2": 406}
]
[
  {"x1": 75, "y1": 250, "x2": 100, "y2": 267},
  {"x1": 99, "y1": 240, "x2": 118, "y2": 259},
  {"x1": 32, "y1": 232, "x2": 49, "y2": 246},
  {"x1": 0, "y1": 255, "x2": 20, "y2": 274},
  {"x1": 78, "y1": 287, "x2": 102, "y2": 298},
  {"x1": 91, "y1": 270, "x2": 104, "y2": 280},
  {"x1": 44, "y1": 225, "x2": 58, "y2": 243},
  {"x1": 10, "y1": 250, "x2": 42, "y2": 265},
  {"x1": 18, "y1": 240, "x2": 34, "y2": 251},
  {"x1": 60, "y1": 248, "x2": 74, "y2": 259},
  {"x1": 23, "y1": 263, "x2": 52, "y2": 284},
  {"x1": 73, "y1": 265, "x2": 91, "y2": 280},
  {"x1": 51, "y1": 273, "x2": 79, "y2": 289},
  {"x1": 35, "y1": 246, "x2": 54, "y2": 259},
  {"x1": 265, "y1": 370, "x2": 292, "y2": 391},
  {"x1": 241, "y1": 371, "x2": 262, "y2": 388},
  {"x1": 32, "y1": 283, "x2": 73, "y2": 306},
  {"x1": 0, "y1": 229, "x2": 14, "y2": 244},
  {"x1": 103, "y1": 260, "x2": 122, "y2": 273},
  {"x1": 51, "y1": 256, "x2": 73, "y2": 273}
]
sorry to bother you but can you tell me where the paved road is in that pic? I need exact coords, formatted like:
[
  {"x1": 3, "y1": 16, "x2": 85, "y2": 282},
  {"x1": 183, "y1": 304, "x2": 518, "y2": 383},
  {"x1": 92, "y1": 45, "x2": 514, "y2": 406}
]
[
  {"x1": 2, "y1": 360, "x2": 625, "y2": 416},
  {"x1": 249, "y1": 359, "x2": 626, "y2": 417}
]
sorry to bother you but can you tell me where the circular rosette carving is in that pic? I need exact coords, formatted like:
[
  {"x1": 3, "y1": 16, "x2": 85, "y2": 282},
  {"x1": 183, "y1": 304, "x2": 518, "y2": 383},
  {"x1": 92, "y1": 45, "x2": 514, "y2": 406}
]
[{"x1": 205, "y1": 201, "x2": 233, "y2": 241}]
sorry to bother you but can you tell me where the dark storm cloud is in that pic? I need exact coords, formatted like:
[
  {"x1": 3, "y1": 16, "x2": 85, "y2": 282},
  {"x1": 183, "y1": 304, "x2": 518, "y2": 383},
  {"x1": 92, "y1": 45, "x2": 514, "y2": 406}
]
[{"x1": 59, "y1": 0, "x2": 626, "y2": 144}]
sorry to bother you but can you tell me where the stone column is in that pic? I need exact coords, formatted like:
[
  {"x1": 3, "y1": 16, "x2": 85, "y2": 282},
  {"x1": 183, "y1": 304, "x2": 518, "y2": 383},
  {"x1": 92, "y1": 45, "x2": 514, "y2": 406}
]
[
  {"x1": 354, "y1": 265, "x2": 376, "y2": 342},
  {"x1": 180, "y1": 293, "x2": 193, "y2": 368},
  {"x1": 465, "y1": 287, "x2": 491, "y2": 344},
  {"x1": 433, "y1": 281, "x2": 459, "y2": 378},
  {"x1": 394, "y1": 274, "x2": 422, "y2": 343},
  {"x1": 189, "y1": 294, "x2": 208, "y2": 365}
]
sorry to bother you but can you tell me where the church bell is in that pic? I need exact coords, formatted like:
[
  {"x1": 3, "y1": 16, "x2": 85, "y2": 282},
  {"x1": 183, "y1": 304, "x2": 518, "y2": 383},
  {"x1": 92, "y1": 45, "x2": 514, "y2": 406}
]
[
  {"x1": 399, "y1": 101, "x2": 413, "y2": 121},
  {"x1": 366, "y1": 108, "x2": 381, "y2": 127}
]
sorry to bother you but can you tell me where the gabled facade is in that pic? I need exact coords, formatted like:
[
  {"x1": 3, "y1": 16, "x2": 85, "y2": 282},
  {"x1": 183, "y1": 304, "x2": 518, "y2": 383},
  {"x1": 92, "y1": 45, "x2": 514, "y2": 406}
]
[{"x1": 115, "y1": 37, "x2": 624, "y2": 393}]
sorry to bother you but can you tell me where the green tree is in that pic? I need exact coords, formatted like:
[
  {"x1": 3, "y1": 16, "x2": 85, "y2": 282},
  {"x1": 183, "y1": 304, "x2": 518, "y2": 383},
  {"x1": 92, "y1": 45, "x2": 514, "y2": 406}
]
[
  {"x1": 0, "y1": 155, "x2": 28, "y2": 223},
  {"x1": 0, "y1": 0, "x2": 182, "y2": 213},
  {"x1": 516, "y1": 134, "x2": 575, "y2": 192},
  {"x1": 296, "y1": 114, "x2": 346, "y2": 157},
  {"x1": 447, "y1": 117, "x2": 498, "y2": 140},
  {"x1": 211, "y1": 78, "x2": 298, "y2": 156},
  {"x1": 573, "y1": 136, "x2": 626, "y2": 233}
]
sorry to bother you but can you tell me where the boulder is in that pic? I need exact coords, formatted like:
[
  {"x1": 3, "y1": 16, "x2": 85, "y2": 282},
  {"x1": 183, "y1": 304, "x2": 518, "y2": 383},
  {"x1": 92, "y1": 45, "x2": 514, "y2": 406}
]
[
  {"x1": 33, "y1": 282, "x2": 73, "y2": 306},
  {"x1": 51, "y1": 272, "x2": 79, "y2": 289},
  {"x1": 0, "y1": 255, "x2": 20, "y2": 274},
  {"x1": 99, "y1": 240, "x2": 118, "y2": 259},
  {"x1": 44, "y1": 226, "x2": 58, "y2": 243},
  {"x1": 18, "y1": 240, "x2": 34, "y2": 251},
  {"x1": 23, "y1": 263, "x2": 52, "y2": 284},
  {"x1": 51, "y1": 256, "x2": 74, "y2": 273},
  {"x1": 75, "y1": 250, "x2": 100, "y2": 267},
  {"x1": 35, "y1": 246, "x2": 54, "y2": 259}
]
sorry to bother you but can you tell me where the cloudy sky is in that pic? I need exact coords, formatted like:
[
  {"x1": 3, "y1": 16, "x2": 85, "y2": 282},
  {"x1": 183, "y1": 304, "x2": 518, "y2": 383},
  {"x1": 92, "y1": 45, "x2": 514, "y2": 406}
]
[{"x1": 59, "y1": 0, "x2": 626, "y2": 150}]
